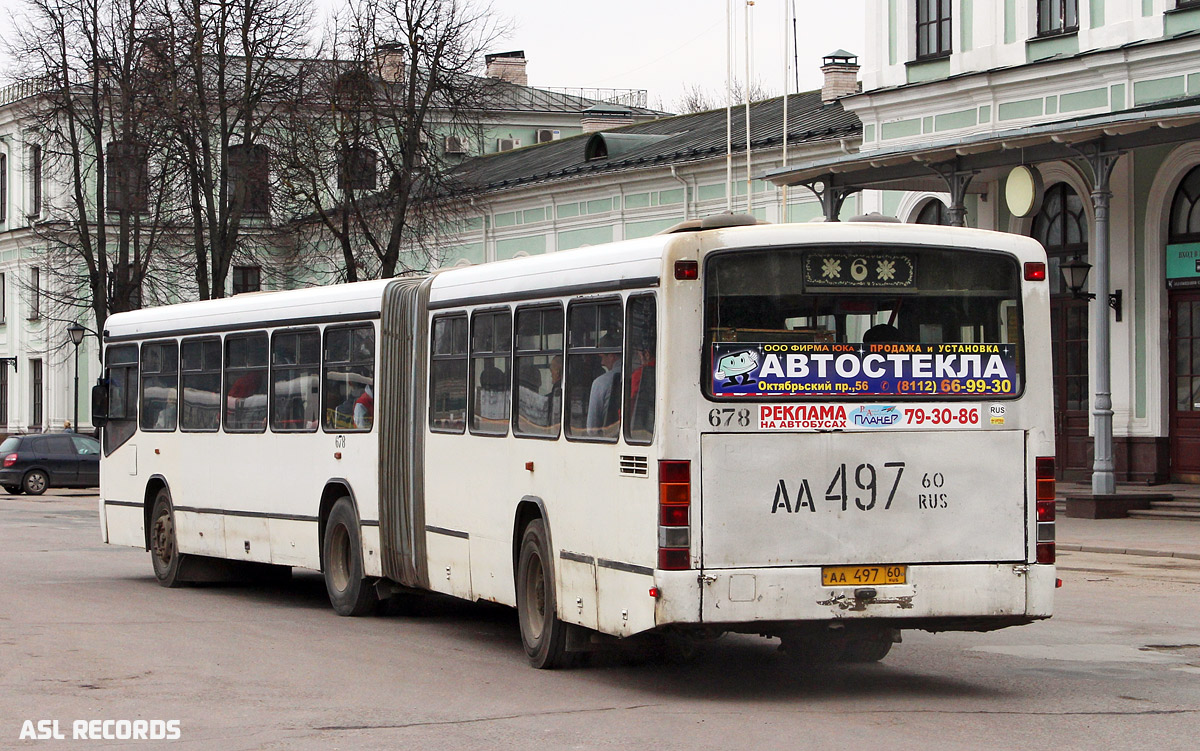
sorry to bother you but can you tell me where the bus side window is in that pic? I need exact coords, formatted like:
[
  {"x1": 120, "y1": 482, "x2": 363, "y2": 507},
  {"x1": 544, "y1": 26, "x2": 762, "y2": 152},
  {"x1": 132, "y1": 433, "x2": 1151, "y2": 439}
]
[
  {"x1": 512, "y1": 305, "x2": 563, "y2": 439},
  {"x1": 429, "y1": 314, "x2": 467, "y2": 433},
  {"x1": 624, "y1": 295, "x2": 656, "y2": 445},
  {"x1": 565, "y1": 298, "x2": 623, "y2": 442},
  {"x1": 140, "y1": 340, "x2": 179, "y2": 432},
  {"x1": 180, "y1": 338, "x2": 221, "y2": 431},
  {"x1": 322, "y1": 324, "x2": 375, "y2": 432},
  {"x1": 469, "y1": 309, "x2": 512, "y2": 436},
  {"x1": 224, "y1": 333, "x2": 269, "y2": 433},
  {"x1": 271, "y1": 329, "x2": 320, "y2": 432},
  {"x1": 103, "y1": 344, "x2": 139, "y2": 455}
]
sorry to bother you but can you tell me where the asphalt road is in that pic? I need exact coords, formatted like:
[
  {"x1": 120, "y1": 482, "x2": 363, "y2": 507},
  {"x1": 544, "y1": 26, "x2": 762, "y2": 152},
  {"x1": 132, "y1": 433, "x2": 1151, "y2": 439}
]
[{"x1": 2, "y1": 491, "x2": 1198, "y2": 750}]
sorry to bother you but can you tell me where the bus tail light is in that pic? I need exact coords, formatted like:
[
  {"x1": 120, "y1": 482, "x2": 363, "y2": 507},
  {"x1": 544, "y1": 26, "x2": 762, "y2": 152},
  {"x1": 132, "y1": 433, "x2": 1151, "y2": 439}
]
[
  {"x1": 658, "y1": 460, "x2": 691, "y2": 570},
  {"x1": 3, "y1": 453, "x2": 16, "y2": 468},
  {"x1": 1036, "y1": 456, "x2": 1055, "y2": 564},
  {"x1": 1024, "y1": 262, "x2": 1047, "y2": 281}
]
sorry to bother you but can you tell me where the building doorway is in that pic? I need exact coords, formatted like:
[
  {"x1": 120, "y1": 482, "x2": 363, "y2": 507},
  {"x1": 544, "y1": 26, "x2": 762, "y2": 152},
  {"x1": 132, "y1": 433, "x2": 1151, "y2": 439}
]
[
  {"x1": 1032, "y1": 182, "x2": 1091, "y2": 480},
  {"x1": 1167, "y1": 166, "x2": 1200, "y2": 481}
]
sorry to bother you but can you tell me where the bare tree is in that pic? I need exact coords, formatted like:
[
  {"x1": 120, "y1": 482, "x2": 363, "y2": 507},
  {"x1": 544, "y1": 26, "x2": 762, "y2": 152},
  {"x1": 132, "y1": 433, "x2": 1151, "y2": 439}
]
[
  {"x1": 673, "y1": 80, "x2": 775, "y2": 115},
  {"x1": 276, "y1": 0, "x2": 506, "y2": 281},
  {"x1": 151, "y1": 0, "x2": 313, "y2": 299},
  {"x1": 7, "y1": 0, "x2": 187, "y2": 334}
]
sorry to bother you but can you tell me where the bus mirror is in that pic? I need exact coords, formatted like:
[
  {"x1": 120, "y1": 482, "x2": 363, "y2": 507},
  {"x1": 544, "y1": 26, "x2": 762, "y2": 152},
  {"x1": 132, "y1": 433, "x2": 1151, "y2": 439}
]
[{"x1": 91, "y1": 383, "x2": 109, "y2": 427}]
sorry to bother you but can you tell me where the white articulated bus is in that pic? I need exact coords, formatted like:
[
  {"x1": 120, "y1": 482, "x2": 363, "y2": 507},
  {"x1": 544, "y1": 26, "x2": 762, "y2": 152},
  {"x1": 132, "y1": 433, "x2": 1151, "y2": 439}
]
[{"x1": 96, "y1": 216, "x2": 1056, "y2": 668}]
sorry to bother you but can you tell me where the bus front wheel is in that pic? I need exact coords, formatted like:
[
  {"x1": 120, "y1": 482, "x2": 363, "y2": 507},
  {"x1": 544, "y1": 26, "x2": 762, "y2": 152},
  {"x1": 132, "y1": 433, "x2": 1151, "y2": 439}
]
[
  {"x1": 150, "y1": 489, "x2": 187, "y2": 588},
  {"x1": 516, "y1": 518, "x2": 569, "y2": 669},
  {"x1": 322, "y1": 497, "x2": 378, "y2": 617}
]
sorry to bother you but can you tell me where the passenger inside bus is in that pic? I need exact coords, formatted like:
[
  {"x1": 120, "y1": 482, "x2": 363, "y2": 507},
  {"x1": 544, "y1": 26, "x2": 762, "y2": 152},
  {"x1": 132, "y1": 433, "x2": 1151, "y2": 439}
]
[{"x1": 587, "y1": 335, "x2": 622, "y2": 434}]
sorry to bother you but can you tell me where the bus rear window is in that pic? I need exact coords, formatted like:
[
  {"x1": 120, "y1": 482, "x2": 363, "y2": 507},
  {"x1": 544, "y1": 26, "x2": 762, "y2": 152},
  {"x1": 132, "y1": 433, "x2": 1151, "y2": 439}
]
[{"x1": 704, "y1": 245, "x2": 1023, "y2": 399}]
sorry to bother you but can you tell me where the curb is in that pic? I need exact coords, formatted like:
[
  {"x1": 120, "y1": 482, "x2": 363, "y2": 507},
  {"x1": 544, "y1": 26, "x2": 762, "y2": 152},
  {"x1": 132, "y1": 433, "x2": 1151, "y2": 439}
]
[{"x1": 1059, "y1": 543, "x2": 1200, "y2": 561}]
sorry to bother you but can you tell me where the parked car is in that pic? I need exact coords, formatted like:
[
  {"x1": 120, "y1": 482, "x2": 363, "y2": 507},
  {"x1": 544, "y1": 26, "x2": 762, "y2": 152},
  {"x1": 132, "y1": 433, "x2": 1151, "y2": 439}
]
[{"x1": 0, "y1": 433, "x2": 100, "y2": 495}]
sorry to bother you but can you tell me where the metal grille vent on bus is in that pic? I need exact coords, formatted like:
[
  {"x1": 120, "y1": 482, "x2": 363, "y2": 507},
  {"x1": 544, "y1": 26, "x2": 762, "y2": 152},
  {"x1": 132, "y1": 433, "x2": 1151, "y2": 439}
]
[{"x1": 619, "y1": 455, "x2": 649, "y2": 477}]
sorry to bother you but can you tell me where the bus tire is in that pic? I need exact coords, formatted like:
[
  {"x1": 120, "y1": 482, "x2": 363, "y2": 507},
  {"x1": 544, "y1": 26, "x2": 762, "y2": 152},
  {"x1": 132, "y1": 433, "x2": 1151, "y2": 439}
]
[
  {"x1": 515, "y1": 518, "x2": 569, "y2": 669},
  {"x1": 841, "y1": 630, "x2": 896, "y2": 663},
  {"x1": 322, "y1": 496, "x2": 377, "y2": 617},
  {"x1": 149, "y1": 488, "x2": 188, "y2": 588}
]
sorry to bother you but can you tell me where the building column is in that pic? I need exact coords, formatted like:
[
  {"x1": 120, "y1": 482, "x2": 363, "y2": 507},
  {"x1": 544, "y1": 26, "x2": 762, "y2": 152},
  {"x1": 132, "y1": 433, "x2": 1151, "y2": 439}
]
[
  {"x1": 797, "y1": 175, "x2": 858, "y2": 222},
  {"x1": 927, "y1": 161, "x2": 978, "y2": 227},
  {"x1": 1073, "y1": 142, "x2": 1124, "y2": 496}
]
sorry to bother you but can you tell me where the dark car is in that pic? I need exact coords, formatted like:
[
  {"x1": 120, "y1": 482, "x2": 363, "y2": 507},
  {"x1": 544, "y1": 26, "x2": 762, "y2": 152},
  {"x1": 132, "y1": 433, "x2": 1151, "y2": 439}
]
[{"x1": 0, "y1": 433, "x2": 100, "y2": 495}]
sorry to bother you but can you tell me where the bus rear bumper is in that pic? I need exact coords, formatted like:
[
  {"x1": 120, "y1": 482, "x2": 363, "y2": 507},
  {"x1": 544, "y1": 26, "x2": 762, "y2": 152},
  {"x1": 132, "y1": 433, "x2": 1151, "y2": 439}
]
[{"x1": 654, "y1": 563, "x2": 1054, "y2": 630}]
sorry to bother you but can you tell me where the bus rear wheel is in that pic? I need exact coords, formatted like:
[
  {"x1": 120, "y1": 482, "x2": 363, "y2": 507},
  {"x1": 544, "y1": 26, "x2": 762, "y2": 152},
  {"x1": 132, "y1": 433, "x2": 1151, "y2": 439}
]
[
  {"x1": 150, "y1": 489, "x2": 187, "y2": 588},
  {"x1": 516, "y1": 518, "x2": 569, "y2": 669},
  {"x1": 322, "y1": 497, "x2": 378, "y2": 617}
]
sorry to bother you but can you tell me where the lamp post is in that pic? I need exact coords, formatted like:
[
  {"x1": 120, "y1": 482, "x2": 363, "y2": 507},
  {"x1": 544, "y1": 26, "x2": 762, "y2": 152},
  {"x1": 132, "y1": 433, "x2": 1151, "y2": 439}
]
[{"x1": 67, "y1": 323, "x2": 85, "y2": 433}]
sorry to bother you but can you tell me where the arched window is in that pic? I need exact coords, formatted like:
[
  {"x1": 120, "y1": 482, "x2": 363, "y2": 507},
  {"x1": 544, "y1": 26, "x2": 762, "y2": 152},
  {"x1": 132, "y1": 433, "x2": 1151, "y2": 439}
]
[
  {"x1": 1169, "y1": 165, "x2": 1200, "y2": 243},
  {"x1": 1032, "y1": 182, "x2": 1088, "y2": 296},
  {"x1": 913, "y1": 198, "x2": 948, "y2": 225}
]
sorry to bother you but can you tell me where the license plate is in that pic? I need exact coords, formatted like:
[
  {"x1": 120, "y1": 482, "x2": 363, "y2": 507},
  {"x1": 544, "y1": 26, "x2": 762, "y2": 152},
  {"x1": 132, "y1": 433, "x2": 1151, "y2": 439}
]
[{"x1": 821, "y1": 565, "x2": 907, "y2": 586}]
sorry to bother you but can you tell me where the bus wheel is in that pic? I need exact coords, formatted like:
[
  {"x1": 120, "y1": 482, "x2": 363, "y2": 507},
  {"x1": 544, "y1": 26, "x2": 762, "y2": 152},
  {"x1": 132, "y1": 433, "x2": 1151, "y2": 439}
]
[
  {"x1": 149, "y1": 489, "x2": 187, "y2": 588},
  {"x1": 323, "y1": 497, "x2": 378, "y2": 617},
  {"x1": 841, "y1": 629, "x2": 897, "y2": 663},
  {"x1": 516, "y1": 519, "x2": 569, "y2": 669}
]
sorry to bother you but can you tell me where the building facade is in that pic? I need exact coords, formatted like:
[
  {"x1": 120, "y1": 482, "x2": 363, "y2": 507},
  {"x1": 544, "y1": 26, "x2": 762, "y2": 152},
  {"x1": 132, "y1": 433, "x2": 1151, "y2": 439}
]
[{"x1": 770, "y1": 0, "x2": 1200, "y2": 484}]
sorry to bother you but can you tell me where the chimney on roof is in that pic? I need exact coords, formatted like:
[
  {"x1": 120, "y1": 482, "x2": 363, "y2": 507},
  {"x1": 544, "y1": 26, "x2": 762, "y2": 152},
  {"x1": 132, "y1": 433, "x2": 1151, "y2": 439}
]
[
  {"x1": 486, "y1": 50, "x2": 528, "y2": 86},
  {"x1": 580, "y1": 104, "x2": 634, "y2": 133},
  {"x1": 821, "y1": 50, "x2": 860, "y2": 103},
  {"x1": 374, "y1": 43, "x2": 406, "y2": 84}
]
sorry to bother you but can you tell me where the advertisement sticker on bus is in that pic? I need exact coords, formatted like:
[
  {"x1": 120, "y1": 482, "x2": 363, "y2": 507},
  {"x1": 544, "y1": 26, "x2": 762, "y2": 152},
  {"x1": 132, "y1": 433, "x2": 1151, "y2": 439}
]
[
  {"x1": 712, "y1": 342, "x2": 1018, "y2": 398},
  {"x1": 756, "y1": 403, "x2": 983, "y2": 430}
]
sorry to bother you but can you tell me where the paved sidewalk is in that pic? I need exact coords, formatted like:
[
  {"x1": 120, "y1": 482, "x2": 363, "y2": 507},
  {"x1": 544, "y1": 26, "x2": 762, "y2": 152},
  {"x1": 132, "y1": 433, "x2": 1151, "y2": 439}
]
[
  {"x1": 1054, "y1": 481, "x2": 1200, "y2": 561},
  {"x1": 1058, "y1": 515, "x2": 1200, "y2": 561}
]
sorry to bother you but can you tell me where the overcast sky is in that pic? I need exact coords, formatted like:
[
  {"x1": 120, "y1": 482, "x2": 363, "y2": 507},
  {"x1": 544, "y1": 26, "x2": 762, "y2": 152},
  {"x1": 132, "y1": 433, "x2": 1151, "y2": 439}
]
[{"x1": 0, "y1": 0, "x2": 866, "y2": 110}]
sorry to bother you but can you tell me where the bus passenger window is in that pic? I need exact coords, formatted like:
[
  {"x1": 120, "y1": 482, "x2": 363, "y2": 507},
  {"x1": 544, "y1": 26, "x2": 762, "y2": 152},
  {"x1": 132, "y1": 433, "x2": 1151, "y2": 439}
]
[
  {"x1": 429, "y1": 314, "x2": 468, "y2": 433},
  {"x1": 323, "y1": 324, "x2": 374, "y2": 432},
  {"x1": 140, "y1": 341, "x2": 179, "y2": 432},
  {"x1": 469, "y1": 309, "x2": 512, "y2": 436},
  {"x1": 224, "y1": 333, "x2": 268, "y2": 432},
  {"x1": 103, "y1": 344, "x2": 139, "y2": 454},
  {"x1": 180, "y1": 338, "x2": 221, "y2": 431},
  {"x1": 513, "y1": 305, "x2": 563, "y2": 439},
  {"x1": 624, "y1": 295, "x2": 656, "y2": 445},
  {"x1": 565, "y1": 299, "x2": 622, "y2": 442},
  {"x1": 271, "y1": 329, "x2": 320, "y2": 432}
]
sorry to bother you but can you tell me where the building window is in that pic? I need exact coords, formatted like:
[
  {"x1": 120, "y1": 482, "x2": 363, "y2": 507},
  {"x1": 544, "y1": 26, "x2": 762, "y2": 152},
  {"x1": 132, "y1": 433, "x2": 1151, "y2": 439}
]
[
  {"x1": 30, "y1": 358, "x2": 42, "y2": 430},
  {"x1": 1037, "y1": 0, "x2": 1078, "y2": 37},
  {"x1": 1169, "y1": 166, "x2": 1200, "y2": 243},
  {"x1": 916, "y1": 0, "x2": 952, "y2": 60},
  {"x1": 28, "y1": 267, "x2": 39, "y2": 320},
  {"x1": 914, "y1": 199, "x2": 950, "y2": 225},
  {"x1": 0, "y1": 153, "x2": 8, "y2": 223},
  {"x1": 29, "y1": 144, "x2": 42, "y2": 217},
  {"x1": 0, "y1": 272, "x2": 6, "y2": 324},
  {"x1": 232, "y1": 265, "x2": 261, "y2": 294},
  {"x1": 226, "y1": 143, "x2": 270, "y2": 217},
  {"x1": 106, "y1": 141, "x2": 149, "y2": 213}
]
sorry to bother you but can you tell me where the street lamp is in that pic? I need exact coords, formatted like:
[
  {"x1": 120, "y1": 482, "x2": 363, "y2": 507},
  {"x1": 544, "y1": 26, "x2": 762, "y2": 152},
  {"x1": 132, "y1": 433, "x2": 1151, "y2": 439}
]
[
  {"x1": 1059, "y1": 255, "x2": 1123, "y2": 322},
  {"x1": 67, "y1": 323, "x2": 85, "y2": 433}
]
